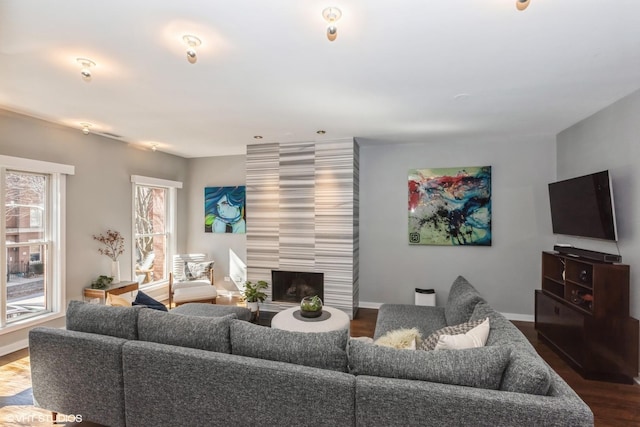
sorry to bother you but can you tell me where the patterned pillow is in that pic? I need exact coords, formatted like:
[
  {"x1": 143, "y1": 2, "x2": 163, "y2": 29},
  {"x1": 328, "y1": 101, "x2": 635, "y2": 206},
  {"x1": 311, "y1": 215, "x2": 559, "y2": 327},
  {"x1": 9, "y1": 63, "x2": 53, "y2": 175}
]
[
  {"x1": 184, "y1": 261, "x2": 213, "y2": 281},
  {"x1": 420, "y1": 317, "x2": 487, "y2": 351}
]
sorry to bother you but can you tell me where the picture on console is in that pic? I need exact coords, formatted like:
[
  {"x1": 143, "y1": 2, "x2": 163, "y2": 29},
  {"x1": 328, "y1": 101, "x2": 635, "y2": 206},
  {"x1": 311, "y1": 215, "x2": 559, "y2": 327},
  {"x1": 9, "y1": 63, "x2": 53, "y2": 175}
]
[
  {"x1": 408, "y1": 166, "x2": 491, "y2": 246},
  {"x1": 204, "y1": 186, "x2": 246, "y2": 233}
]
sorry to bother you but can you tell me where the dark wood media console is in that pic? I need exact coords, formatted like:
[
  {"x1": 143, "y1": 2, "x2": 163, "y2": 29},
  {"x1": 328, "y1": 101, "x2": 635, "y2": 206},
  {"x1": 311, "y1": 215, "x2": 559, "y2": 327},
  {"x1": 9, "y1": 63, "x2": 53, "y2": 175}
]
[{"x1": 535, "y1": 251, "x2": 639, "y2": 384}]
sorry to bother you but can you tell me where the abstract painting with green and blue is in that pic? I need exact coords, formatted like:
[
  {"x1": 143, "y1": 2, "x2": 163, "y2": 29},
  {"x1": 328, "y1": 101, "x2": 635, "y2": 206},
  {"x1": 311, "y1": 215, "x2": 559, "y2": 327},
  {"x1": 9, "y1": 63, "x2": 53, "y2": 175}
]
[{"x1": 408, "y1": 166, "x2": 491, "y2": 246}]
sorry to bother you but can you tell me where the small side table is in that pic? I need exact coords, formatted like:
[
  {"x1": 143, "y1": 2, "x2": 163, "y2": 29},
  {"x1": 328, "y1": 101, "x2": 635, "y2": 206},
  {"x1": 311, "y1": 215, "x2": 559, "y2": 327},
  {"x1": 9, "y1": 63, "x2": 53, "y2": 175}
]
[{"x1": 83, "y1": 281, "x2": 139, "y2": 304}]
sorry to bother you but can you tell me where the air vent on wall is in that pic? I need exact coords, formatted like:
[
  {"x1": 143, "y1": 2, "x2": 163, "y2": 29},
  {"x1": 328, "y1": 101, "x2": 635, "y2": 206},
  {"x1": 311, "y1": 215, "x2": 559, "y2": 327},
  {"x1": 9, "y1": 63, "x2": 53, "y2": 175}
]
[{"x1": 98, "y1": 132, "x2": 123, "y2": 139}]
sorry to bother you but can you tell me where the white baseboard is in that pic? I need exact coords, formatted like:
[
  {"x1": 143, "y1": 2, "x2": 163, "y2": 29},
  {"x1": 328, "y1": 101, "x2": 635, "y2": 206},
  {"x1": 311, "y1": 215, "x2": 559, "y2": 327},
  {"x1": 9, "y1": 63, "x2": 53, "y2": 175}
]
[
  {"x1": 358, "y1": 301, "x2": 383, "y2": 309},
  {"x1": 358, "y1": 301, "x2": 534, "y2": 322},
  {"x1": 502, "y1": 313, "x2": 535, "y2": 322},
  {"x1": 0, "y1": 338, "x2": 29, "y2": 357}
]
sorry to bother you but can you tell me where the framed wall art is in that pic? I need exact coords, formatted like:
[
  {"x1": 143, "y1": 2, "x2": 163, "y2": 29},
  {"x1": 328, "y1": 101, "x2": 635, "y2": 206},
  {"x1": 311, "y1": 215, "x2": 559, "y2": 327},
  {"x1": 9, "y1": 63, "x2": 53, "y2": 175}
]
[
  {"x1": 408, "y1": 166, "x2": 491, "y2": 246},
  {"x1": 204, "y1": 186, "x2": 246, "y2": 233}
]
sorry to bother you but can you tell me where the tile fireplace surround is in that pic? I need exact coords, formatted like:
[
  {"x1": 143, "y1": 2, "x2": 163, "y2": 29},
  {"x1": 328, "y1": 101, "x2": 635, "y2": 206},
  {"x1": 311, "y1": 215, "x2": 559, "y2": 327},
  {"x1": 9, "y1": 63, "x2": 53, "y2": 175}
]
[{"x1": 245, "y1": 138, "x2": 359, "y2": 318}]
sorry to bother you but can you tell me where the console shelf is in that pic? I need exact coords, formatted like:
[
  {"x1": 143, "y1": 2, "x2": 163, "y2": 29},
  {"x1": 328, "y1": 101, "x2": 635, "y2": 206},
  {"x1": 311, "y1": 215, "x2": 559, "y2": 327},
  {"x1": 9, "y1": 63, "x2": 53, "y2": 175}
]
[{"x1": 535, "y1": 251, "x2": 639, "y2": 384}]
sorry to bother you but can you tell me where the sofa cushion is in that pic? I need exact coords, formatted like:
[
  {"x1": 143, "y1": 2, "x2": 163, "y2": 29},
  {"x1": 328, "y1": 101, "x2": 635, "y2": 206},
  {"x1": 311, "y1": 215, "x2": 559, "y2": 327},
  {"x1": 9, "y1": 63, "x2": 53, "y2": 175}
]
[
  {"x1": 444, "y1": 276, "x2": 486, "y2": 325},
  {"x1": 230, "y1": 320, "x2": 349, "y2": 372},
  {"x1": 500, "y1": 350, "x2": 552, "y2": 395},
  {"x1": 373, "y1": 304, "x2": 447, "y2": 339},
  {"x1": 348, "y1": 340, "x2": 510, "y2": 390},
  {"x1": 469, "y1": 301, "x2": 552, "y2": 395},
  {"x1": 66, "y1": 300, "x2": 142, "y2": 340},
  {"x1": 132, "y1": 290, "x2": 168, "y2": 311},
  {"x1": 138, "y1": 309, "x2": 235, "y2": 353},
  {"x1": 170, "y1": 302, "x2": 252, "y2": 321},
  {"x1": 420, "y1": 317, "x2": 486, "y2": 351}
]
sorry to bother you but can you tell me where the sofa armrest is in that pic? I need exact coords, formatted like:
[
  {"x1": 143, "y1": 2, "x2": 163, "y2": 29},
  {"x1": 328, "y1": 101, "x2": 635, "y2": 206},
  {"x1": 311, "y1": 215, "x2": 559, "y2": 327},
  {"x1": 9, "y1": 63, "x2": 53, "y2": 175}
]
[
  {"x1": 355, "y1": 374, "x2": 593, "y2": 427},
  {"x1": 29, "y1": 327, "x2": 128, "y2": 427}
]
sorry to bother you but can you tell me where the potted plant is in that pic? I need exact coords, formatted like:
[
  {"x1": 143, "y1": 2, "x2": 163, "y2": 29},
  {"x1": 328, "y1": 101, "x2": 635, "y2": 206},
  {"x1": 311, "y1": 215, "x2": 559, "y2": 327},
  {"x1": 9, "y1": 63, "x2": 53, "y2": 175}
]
[
  {"x1": 300, "y1": 295, "x2": 323, "y2": 318},
  {"x1": 91, "y1": 275, "x2": 114, "y2": 289},
  {"x1": 93, "y1": 229, "x2": 125, "y2": 282},
  {"x1": 242, "y1": 280, "x2": 269, "y2": 313}
]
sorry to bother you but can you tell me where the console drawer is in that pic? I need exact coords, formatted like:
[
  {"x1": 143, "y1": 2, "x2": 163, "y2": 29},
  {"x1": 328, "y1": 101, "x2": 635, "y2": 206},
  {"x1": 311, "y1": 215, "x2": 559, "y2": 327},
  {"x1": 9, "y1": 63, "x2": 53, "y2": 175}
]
[{"x1": 535, "y1": 290, "x2": 585, "y2": 366}]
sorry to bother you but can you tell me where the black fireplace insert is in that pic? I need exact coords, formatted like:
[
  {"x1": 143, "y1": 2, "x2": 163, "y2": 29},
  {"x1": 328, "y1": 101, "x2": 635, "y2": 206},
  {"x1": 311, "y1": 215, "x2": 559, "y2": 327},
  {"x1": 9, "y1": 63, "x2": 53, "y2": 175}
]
[{"x1": 271, "y1": 270, "x2": 324, "y2": 303}]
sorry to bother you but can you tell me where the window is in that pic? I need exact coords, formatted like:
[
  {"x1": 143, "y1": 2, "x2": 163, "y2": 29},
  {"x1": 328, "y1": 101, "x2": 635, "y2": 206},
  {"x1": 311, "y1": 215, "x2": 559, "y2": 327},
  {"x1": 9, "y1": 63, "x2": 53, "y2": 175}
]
[
  {"x1": 131, "y1": 175, "x2": 181, "y2": 289},
  {"x1": 1, "y1": 155, "x2": 73, "y2": 332}
]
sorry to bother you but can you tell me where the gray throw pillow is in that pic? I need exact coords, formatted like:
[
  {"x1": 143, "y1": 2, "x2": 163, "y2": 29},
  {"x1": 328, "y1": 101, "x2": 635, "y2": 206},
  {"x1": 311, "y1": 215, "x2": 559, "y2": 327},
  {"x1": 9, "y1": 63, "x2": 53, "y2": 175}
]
[
  {"x1": 348, "y1": 340, "x2": 509, "y2": 390},
  {"x1": 230, "y1": 320, "x2": 349, "y2": 372},
  {"x1": 444, "y1": 276, "x2": 486, "y2": 325},
  {"x1": 138, "y1": 309, "x2": 235, "y2": 354}
]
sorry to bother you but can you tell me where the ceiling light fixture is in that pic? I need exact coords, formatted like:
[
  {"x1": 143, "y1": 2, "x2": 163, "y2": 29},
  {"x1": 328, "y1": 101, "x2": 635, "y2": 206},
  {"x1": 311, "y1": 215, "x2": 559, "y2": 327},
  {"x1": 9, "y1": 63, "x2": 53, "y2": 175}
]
[
  {"x1": 253, "y1": 135, "x2": 263, "y2": 139},
  {"x1": 516, "y1": 0, "x2": 531, "y2": 11},
  {"x1": 76, "y1": 58, "x2": 96, "y2": 82},
  {"x1": 79, "y1": 122, "x2": 92, "y2": 135},
  {"x1": 322, "y1": 7, "x2": 342, "y2": 42},
  {"x1": 316, "y1": 130, "x2": 326, "y2": 135},
  {"x1": 183, "y1": 35, "x2": 201, "y2": 64}
]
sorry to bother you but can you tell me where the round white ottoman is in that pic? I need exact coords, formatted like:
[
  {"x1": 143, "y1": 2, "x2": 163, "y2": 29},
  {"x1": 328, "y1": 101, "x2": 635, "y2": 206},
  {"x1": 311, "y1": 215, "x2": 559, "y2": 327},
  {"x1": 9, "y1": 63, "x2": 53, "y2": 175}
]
[{"x1": 271, "y1": 306, "x2": 350, "y2": 333}]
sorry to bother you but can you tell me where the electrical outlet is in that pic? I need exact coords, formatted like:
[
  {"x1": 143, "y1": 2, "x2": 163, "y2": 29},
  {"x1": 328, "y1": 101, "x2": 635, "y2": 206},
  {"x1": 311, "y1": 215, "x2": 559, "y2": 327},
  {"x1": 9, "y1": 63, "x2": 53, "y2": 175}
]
[{"x1": 224, "y1": 276, "x2": 231, "y2": 282}]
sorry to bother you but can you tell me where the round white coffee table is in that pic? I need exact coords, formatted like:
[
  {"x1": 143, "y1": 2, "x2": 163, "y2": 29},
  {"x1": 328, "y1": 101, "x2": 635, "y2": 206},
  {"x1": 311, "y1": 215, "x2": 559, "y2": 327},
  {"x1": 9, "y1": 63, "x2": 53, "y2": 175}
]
[{"x1": 271, "y1": 306, "x2": 350, "y2": 333}]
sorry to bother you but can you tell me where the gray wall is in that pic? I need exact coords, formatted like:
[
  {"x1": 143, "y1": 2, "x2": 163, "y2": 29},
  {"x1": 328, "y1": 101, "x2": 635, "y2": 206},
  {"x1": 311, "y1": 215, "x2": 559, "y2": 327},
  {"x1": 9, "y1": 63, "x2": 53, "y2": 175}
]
[
  {"x1": 184, "y1": 155, "x2": 246, "y2": 291},
  {"x1": 556, "y1": 88, "x2": 640, "y2": 326},
  {"x1": 0, "y1": 109, "x2": 188, "y2": 350},
  {"x1": 358, "y1": 135, "x2": 557, "y2": 317}
]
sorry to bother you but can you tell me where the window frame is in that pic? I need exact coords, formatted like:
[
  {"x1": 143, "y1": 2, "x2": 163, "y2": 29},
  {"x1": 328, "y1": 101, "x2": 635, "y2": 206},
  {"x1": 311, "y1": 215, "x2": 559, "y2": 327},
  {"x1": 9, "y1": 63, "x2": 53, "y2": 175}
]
[
  {"x1": 0, "y1": 155, "x2": 74, "y2": 335},
  {"x1": 131, "y1": 175, "x2": 182, "y2": 296}
]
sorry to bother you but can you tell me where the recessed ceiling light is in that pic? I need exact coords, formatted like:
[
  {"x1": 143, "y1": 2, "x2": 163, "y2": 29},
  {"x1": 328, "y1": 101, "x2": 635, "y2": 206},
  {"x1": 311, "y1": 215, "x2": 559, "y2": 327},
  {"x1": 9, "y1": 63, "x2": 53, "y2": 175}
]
[
  {"x1": 516, "y1": 0, "x2": 530, "y2": 11},
  {"x1": 316, "y1": 130, "x2": 326, "y2": 135},
  {"x1": 454, "y1": 93, "x2": 471, "y2": 101},
  {"x1": 183, "y1": 35, "x2": 202, "y2": 64},
  {"x1": 76, "y1": 58, "x2": 96, "y2": 82},
  {"x1": 322, "y1": 7, "x2": 342, "y2": 42},
  {"x1": 253, "y1": 135, "x2": 263, "y2": 139},
  {"x1": 79, "y1": 122, "x2": 92, "y2": 135}
]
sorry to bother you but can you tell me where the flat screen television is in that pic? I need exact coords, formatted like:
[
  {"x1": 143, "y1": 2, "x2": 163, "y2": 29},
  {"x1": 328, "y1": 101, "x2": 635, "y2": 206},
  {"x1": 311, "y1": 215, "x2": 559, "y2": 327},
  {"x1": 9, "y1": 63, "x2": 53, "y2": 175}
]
[{"x1": 548, "y1": 170, "x2": 618, "y2": 241}]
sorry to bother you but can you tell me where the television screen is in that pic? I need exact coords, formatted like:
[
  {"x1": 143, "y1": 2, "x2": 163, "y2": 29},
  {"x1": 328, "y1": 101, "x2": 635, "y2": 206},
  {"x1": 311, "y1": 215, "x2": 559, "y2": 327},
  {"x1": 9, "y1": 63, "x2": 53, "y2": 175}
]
[{"x1": 548, "y1": 170, "x2": 617, "y2": 241}]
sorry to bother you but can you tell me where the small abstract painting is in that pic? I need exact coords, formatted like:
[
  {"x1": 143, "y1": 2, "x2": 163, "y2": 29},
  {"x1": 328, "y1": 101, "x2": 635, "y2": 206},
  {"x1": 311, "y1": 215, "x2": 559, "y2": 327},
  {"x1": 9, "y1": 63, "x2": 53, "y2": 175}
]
[
  {"x1": 205, "y1": 186, "x2": 246, "y2": 233},
  {"x1": 408, "y1": 166, "x2": 491, "y2": 246}
]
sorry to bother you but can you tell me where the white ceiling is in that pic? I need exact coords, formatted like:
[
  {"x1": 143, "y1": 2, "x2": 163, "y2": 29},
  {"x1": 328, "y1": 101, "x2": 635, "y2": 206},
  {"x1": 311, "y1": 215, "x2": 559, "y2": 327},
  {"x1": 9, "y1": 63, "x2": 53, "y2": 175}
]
[{"x1": 1, "y1": 0, "x2": 639, "y2": 158}]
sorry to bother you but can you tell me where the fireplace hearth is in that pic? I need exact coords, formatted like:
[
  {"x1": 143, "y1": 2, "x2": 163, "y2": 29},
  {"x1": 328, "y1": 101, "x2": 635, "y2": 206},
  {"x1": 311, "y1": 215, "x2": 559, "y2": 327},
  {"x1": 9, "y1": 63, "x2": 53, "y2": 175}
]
[{"x1": 271, "y1": 270, "x2": 324, "y2": 303}]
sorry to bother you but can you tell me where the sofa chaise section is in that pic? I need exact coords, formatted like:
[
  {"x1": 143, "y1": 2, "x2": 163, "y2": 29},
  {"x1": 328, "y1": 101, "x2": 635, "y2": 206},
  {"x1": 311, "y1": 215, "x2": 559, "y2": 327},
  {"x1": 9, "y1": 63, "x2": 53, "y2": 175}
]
[{"x1": 122, "y1": 340, "x2": 356, "y2": 427}]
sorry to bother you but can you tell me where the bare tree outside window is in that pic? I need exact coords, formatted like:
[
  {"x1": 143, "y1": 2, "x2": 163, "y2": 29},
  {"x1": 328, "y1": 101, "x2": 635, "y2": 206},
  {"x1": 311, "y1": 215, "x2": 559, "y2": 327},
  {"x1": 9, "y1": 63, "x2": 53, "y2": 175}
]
[{"x1": 134, "y1": 185, "x2": 167, "y2": 285}]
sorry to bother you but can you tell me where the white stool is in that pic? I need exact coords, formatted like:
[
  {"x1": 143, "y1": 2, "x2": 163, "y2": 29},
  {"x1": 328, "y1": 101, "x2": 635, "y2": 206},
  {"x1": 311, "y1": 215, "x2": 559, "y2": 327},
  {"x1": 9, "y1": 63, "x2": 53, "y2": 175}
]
[{"x1": 271, "y1": 306, "x2": 350, "y2": 333}]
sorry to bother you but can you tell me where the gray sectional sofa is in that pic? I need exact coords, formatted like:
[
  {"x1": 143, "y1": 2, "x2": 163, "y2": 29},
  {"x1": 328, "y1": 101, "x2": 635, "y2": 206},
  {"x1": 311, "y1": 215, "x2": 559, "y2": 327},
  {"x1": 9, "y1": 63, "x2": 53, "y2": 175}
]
[{"x1": 29, "y1": 276, "x2": 593, "y2": 426}]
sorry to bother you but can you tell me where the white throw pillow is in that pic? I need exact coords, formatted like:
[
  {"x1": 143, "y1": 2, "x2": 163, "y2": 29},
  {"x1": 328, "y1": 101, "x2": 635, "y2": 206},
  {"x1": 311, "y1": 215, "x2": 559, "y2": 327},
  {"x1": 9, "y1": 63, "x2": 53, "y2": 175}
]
[{"x1": 434, "y1": 318, "x2": 490, "y2": 350}]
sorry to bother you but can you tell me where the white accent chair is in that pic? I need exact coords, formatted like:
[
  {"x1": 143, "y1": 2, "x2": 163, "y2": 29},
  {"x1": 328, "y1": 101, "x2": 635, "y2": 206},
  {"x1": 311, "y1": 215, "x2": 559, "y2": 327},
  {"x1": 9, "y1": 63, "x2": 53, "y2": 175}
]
[{"x1": 169, "y1": 254, "x2": 217, "y2": 307}]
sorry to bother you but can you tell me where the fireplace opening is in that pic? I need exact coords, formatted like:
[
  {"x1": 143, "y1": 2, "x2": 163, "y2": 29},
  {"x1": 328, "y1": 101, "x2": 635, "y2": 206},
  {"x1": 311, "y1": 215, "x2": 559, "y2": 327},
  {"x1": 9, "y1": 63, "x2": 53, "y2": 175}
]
[{"x1": 271, "y1": 270, "x2": 324, "y2": 303}]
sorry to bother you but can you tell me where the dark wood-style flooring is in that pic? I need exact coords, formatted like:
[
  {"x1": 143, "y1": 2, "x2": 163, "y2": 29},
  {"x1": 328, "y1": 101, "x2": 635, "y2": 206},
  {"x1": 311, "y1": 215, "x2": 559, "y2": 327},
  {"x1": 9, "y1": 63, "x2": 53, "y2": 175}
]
[{"x1": 1, "y1": 307, "x2": 638, "y2": 426}]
